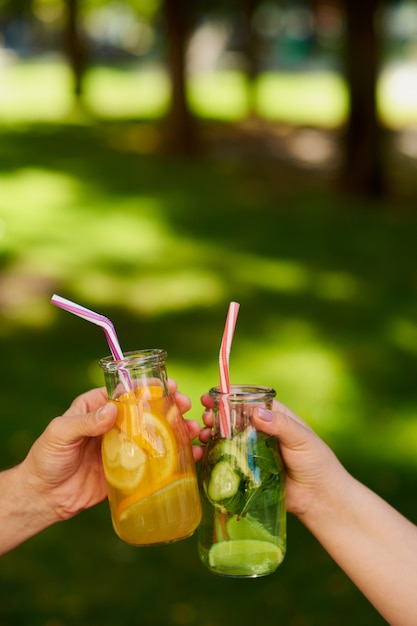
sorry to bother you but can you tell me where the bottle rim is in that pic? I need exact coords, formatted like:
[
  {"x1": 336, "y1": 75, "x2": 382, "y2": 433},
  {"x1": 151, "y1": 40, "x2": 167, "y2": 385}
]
[
  {"x1": 209, "y1": 385, "x2": 276, "y2": 402},
  {"x1": 99, "y1": 348, "x2": 167, "y2": 371}
]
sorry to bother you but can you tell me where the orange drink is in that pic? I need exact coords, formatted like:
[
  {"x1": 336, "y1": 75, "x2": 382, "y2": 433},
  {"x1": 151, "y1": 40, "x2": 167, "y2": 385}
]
[{"x1": 100, "y1": 350, "x2": 202, "y2": 546}]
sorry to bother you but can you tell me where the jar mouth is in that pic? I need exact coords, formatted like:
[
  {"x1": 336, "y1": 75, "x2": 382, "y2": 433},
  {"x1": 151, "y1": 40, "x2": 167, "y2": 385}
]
[
  {"x1": 99, "y1": 349, "x2": 167, "y2": 371},
  {"x1": 209, "y1": 385, "x2": 276, "y2": 402}
]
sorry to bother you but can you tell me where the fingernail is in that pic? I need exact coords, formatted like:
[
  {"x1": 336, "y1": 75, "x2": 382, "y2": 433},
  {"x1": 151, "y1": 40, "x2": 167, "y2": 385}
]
[
  {"x1": 97, "y1": 403, "x2": 111, "y2": 421},
  {"x1": 257, "y1": 407, "x2": 273, "y2": 422}
]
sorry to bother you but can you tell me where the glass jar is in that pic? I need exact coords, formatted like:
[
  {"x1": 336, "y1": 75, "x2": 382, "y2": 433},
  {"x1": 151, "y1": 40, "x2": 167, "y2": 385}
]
[
  {"x1": 198, "y1": 385, "x2": 286, "y2": 577},
  {"x1": 100, "y1": 349, "x2": 201, "y2": 546}
]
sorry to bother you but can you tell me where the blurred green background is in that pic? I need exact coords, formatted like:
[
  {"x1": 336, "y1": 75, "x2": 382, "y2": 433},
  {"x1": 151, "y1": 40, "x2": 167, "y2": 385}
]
[{"x1": 1, "y1": 1, "x2": 417, "y2": 625}]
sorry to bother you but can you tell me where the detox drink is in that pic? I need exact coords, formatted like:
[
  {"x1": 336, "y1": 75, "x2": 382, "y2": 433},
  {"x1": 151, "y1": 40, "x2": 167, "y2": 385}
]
[
  {"x1": 100, "y1": 349, "x2": 202, "y2": 546},
  {"x1": 198, "y1": 386, "x2": 286, "y2": 577}
]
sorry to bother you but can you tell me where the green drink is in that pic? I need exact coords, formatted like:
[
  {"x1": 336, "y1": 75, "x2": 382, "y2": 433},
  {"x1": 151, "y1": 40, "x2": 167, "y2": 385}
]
[{"x1": 198, "y1": 386, "x2": 286, "y2": 578}]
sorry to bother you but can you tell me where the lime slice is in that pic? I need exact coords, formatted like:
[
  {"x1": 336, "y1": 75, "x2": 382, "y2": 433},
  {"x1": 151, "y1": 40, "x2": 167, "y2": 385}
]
[
  {"x1": 208, "y1": 539, "x2": 284, "y2": 576},
  {"x1": 227, "y1": 514, "x2": 277, "y2": 544}
]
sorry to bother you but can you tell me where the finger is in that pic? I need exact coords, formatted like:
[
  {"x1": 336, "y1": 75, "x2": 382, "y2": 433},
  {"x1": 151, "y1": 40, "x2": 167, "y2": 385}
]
[
  {"x1": 199, "y1": 426, "x2": 212, "y2": 444},
  {"x1": 252, "y1": 406, "x2": 313, "y2": 450},
  {"x1": 50, "y1": 402, "x2": 118, "y2": 444},
  {"x1": 192, "y1": 445, "x2": 204, "y2": 462},
  {"x1": 168, "y1": 378, "x2": 178, "y2": 394},
  {"x1": 202, "y1": 408, "x2": 214, "y2": 427},
  {"x1": 174, "y1": 391, "x2": 192, "y2": 414},
  {"x1": 200, "y1": 393, "x2": 214, "y2": 409},
  {"x1": 272, "y1": 399, "x2": 308, "y2": 426},
  {"x1": 64, "y1": 388, "x2": 108, "y2": 415},
  {"x1": 185, "y1": 419, "x2": 201, "y2": 440}
]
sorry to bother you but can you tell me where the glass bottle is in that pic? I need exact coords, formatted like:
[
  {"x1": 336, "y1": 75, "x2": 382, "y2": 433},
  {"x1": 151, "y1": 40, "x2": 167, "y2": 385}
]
[
  {"x1": 99, "y1": 349, "x2": 201, "y2": 546},
  {"x1": 198, "y1": 385, "x2": 286, "y2": 577}
]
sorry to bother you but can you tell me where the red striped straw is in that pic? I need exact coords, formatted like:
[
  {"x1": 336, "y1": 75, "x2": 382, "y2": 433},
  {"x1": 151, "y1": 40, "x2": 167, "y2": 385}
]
[
  {"x1": 218, "y1": 301, "x2": 240, "y2": 438},
  {"x1": 50, "y1": 294, "x2": 131, "y2": 390}
]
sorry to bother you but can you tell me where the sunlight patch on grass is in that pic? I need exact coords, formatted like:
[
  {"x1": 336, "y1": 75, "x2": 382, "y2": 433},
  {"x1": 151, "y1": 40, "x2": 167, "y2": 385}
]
[
  {"x1": 384, "y1": 317, "x2": 417, "y2": 354},
  {"x1": 230, "y1": 252, "x2": 361, "y2": 302},
  {"x1": 387, "y1": 411, "x2": 417, "y2": 466},
  {"x1": 84, "y1": 68, "x2": 169, "y2": 118},
  {"x1": 256, "y1": 71, "x2": 348, "y2": 127},
  {"x1": 0, "y1": 171, "x2": 169, "y2": 277},
  {"x1": 188, "y1": 71, "x2": 250, "y2": 121},
  {"x1": 0, "y1": 60, "x2": 72, "y2": 120},
  {"x1": 231, "y1": 254, "x2": 309, "y2": 293},
  {"x1": 126, "y1": 271, "x2": 224, "y2": 314},
  {"x1": 0, "y1": 60, "x2": 415, "y2": 127},
  {"x1": 73, "y1": 268, "x2": 224, "y2": 314},
  {"x1": 233, "y1": 324, "x2": 362, "y2": 436},
  {"x1": 0, "y1": 169, "x2": 81, "y2": 234},
  {"x1": 362, "y1": 408, "x2": 417, "y2": 469},
  {"x1": 0, "y1": 165, "x2": 227, "y2": 323},
  {"x1": 313, "y1": 271, "x2": 360, "y2": 301},
  {"x1": 82, "y1": 200, "x2": 169, "y2": 263},
  {"x1": 378, "y1": 63, "x2": 417, "y2": 128}
]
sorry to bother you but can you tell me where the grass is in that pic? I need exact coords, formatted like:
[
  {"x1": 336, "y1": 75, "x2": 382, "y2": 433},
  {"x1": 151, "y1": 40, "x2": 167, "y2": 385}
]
[{"x1": 0, "y1": 81, "x2": 417, "y2": 624}]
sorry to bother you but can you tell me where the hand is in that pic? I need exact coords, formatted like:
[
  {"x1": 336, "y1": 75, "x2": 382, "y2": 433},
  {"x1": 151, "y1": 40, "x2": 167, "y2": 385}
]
[
  {"x1": 22, "y1": 383, "x2": 201, "y2": 525},
  {"x1": 200, "y1": 394, "x2": 348, "y2": 520}
]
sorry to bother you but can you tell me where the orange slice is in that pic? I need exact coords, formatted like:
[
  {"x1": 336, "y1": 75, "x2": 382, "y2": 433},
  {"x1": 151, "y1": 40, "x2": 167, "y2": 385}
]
[
  {"x1": 115, "y1": 474, "x2": 201, "y2": 545},
  {"x1": 117, "y1": 473, "x2": 199, "y2": 522},
  {"x1": 136, "y1": 384, "x2": 164, "y2": 401},
  {"x1": 112, "y1": 386, "x2": 168, "y2": 443},
  {"x1": 138, "y1": 411, "x2": 175, "y2": 457}
]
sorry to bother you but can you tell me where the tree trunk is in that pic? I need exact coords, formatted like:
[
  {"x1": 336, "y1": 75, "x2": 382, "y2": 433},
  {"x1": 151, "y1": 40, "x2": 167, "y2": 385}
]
[
  {"x1": 162, "y1": 0, "x2": 198, "y2": 155},
  {"x1": 239, "y1": 0, "x2": 263, "y2": 116},
  {"x1": 64, "y1": 0, "x2": 87, "y2": 100},
  {"x1": 340, "y1": 0, "x2": 385, "y2": 198}
]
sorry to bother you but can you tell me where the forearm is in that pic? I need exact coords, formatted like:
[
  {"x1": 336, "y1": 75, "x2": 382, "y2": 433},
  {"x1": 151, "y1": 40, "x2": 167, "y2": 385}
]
[
  {"x1": 300, "y1": 471, "x2": 417, "y2": 625},
  {"x1": 0, "y1": 464, "x2": 57, "y2": 556}
]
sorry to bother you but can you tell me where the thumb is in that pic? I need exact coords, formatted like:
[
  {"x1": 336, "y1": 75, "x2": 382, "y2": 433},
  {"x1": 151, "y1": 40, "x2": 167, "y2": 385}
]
[
  {"x1": 253, "y1": 404, "x2": 313, "y2": 451},
  {"x1": 87, "y1": 402, "x2": 118, "y2": 436},
  {"x1": 51, "y1": 402, "x2": 118, "y2": 444}
]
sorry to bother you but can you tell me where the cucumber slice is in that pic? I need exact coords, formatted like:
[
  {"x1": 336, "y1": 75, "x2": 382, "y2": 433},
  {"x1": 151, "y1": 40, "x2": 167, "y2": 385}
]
[
  {"x1": 208, "y1": 432, "x2": 252, "y2": 478},
  {"x1": 207, "y1": 461, "x2": 240, "y2": 502}
]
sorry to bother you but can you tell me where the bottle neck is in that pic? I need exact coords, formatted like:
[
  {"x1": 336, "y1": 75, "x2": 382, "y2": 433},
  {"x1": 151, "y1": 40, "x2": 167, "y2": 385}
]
[
  {"x1": 99, "y1": 349, "x2": 168, "y2": 400},
  {"x1": 209, "y1": 385, "x2": 276, "y2": 436}
]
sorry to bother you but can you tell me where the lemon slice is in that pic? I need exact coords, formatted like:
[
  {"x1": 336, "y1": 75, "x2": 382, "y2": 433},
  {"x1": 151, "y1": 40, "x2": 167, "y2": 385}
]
[
  {"x1": 102, "y1": 429, "x2": 147, "y2": 490},
  {"x1": 208, "y1": 539, "x2": 284, "y2": 576}
]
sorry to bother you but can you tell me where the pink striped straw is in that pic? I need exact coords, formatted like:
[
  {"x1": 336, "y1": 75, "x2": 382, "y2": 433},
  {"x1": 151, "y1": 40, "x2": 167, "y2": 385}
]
[
  {"x1": 50, "y1": 294, "x2": 131, "y2": 390},
  {"x1": 218, "y1": 301, "x2": 240, "y2": 438}
]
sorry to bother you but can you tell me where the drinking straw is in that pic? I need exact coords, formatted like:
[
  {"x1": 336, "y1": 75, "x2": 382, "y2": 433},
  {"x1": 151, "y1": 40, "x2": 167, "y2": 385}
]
[
  {"x1": 218, "y1": 301, "x2": 240, "y2": 438},
  {"x1": 50, "y1": 294, "x2": 131, "y2": 389}
]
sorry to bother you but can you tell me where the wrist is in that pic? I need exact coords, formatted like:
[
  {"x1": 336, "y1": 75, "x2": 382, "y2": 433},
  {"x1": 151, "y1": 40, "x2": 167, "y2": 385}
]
[
  {"x1": 0, "y1": 461, "x2": 59, "y2": 555},
  {"x1": 18, "y1": 458, "x2": 61, "y2": 528},
  {"x1": 293, "y1": 459, "x2": 355, "y2": 531}
]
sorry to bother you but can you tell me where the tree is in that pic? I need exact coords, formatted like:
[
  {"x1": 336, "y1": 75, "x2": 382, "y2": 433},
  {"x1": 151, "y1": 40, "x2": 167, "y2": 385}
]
[
  {"x1": 160, "y1": 0, "x2": 198, "y2": 154},
  {"x1": 339, "y1": 0, "x2": 386, "y2": 198},
  {"x1": 64, "y1": 0, "x2": 87, "y2": 100}
]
